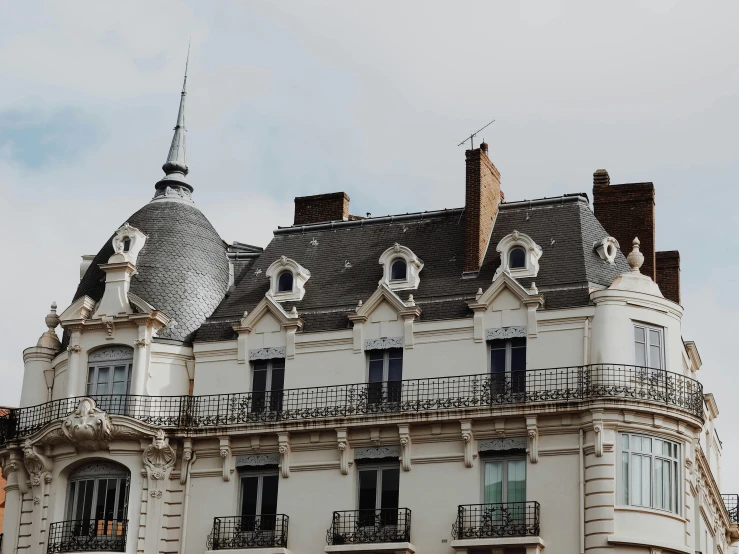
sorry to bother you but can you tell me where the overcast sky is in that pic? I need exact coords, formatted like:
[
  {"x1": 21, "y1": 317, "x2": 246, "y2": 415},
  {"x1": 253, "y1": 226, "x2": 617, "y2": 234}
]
[{"x1": 1, "y1": 0, "x2": 737, "y2": 490}]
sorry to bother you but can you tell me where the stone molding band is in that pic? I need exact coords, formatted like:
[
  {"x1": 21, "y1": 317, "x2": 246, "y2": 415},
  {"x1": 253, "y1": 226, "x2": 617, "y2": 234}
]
[
  {"x1": 486, "y1": 326, "x2": 526, "y2": 341},
  {"x1": 364, "y1": 337, "x2": 403, "y2": 351},
  {"x1": 249, "y1": 347, "x2": 286, "y2": 361}
]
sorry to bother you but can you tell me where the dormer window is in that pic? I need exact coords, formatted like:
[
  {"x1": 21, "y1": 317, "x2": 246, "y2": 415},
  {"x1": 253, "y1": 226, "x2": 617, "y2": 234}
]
[
  {"x1": 594, "y1": 236, "x2": 620, "y2": 264},
  {"x1": 493, "y1": 230, "x2": 542, "y2": 280},
  {"x1": 266, "y1": 256, "x2": 310, "y2": 302},
  {"x1": 508, "y1": 247, "x2": 526, "y2": 269},
  {"x1": 277, "y1": 271, "x2": 293, "y2": 293},
  {"x1": 379, "y1": 243, "x2": 424, "y2": 291},
  {"x1": 391, "y1": 259, "x2": 407, "y2": 281}
]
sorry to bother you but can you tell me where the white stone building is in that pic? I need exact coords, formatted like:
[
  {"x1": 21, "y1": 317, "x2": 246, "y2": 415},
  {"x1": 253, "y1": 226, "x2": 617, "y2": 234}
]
[{"x1": 1, "y1": 72, "x2": 737, "y2": 554}]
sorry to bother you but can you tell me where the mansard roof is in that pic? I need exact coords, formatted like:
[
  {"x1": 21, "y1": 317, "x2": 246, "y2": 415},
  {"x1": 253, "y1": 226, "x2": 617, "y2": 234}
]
[
  {"x1": 73, "y1": 200, "x2": 230, "y2": 342},
  {"x1": 195, "y1": 194, "x2": 628, "y2": 342}
]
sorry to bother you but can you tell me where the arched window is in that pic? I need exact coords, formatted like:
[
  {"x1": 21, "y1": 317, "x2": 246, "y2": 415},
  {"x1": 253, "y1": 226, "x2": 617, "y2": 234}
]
[
  {"x1": 390, "y1": 259, "x2": 407, "y2": 281},
  {"x1": 277, "y1": 272, "x2": 294, "y2": 293},
  {"x1": 122, "y1": 237, "x2": 131, "y2": 252},
  {"x1": 508, "y1": 247, "x2": 526, "y2": 269},
  {"x1": 63, "y1": 462, "x2": 130, "y2": 550},
  {"x1": 87, "y1": 347, "x2": 134, "y2": 414}
]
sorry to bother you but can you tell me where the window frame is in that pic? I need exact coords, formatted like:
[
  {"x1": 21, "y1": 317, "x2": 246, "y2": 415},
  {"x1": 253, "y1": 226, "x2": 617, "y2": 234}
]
[
  {"x1": 277, "y1": 271, "x2": 294, "y2": 293},
  {"x1": 618, "y1": 432, "x2": 681, "y2": 515},
  {"x1": 251, "y1": 359, "x2": 285, "y2": 413},
  {"x1": 366, "y1": 349, "x2": 403, "y2": 405},
  {"x1": 480, "y1": 455, "x2": 527, "y2": 505},
  {"x1": 508, "y1": 247, "x2": 527, "y2": 270},
  {"x1": 66, "y1": 463, "x2": 130, "y2": 524},
  {"x1": 238, "y1": 469, "x2": 280, "y2": 517},
  {"x1": 390, "y1": 258, "x2": 407, "y2": 281},
  {"x1": 633, "y1": 322, "x2": 666, "y2": 370},
  {"x1": 356, "y1": 463, "x2": 401, "y2": 511},
  {"x1": 488, "y1": 337, "x2": 527, "y2": 395}
]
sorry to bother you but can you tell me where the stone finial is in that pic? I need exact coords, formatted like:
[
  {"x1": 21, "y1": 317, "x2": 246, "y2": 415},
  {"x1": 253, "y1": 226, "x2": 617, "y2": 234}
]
[
  {"x1": 406, "y1": 294, "x2": 415, "y2": 306},
  {"x1": 627, "y1": 237, "x2": 644, "y2": 273},
  {"x1": 45, "y1": 302, "x2": 59, "y2": 331},
  {"x1": 37, "y1": 302, "x2": 61, "y2": 349},
  {"x1": 529, "y1": 282, "x2": 539, "y2": 295},
  {"x1": 593, "y1": 169, "x2": 610, "y2": 186}
]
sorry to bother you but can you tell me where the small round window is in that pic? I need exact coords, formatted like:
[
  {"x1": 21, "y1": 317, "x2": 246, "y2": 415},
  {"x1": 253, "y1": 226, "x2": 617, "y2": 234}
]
[
  {"x1": 277, "y1": 271, "x2": 294, "y2": 293},
  {"x1": 391, "y1": 259, "x2": 407, "y2": 281},
  {"x1": 508, "y1": 247, "x2": 526, "y2": 269}
]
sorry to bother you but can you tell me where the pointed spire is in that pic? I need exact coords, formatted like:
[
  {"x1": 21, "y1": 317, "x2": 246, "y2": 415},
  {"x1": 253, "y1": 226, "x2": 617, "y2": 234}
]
[{"x1": 156, "y1": 43, "x2": 193, "y2": 193}]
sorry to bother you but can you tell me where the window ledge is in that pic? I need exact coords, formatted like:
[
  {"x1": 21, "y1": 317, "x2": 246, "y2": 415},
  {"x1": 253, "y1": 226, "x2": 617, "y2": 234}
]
[
  {"x1": 325, "y1": 542, "x2": 415, "y2": 554},
  {"x1": 607, "y1": 534, "x2": 691, "y2": 554},
  {"x1": 615, "y1": 505, "x2": 686, "y2": 523}
]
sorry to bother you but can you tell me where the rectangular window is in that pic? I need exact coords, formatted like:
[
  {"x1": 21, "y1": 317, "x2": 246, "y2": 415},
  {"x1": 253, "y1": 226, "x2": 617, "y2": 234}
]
[
  {"x1": 634, "y1": 324, "x2": 664, "y2": 370},
  {"x1": 87, "y1": 362, "x2": 133, "y2": 414},
  {"x1": 490, "y1": 338, "x2": 526, "y2": 395},
  {"x1": 620, "y1": 433, "x2": 680, "y2": 514},
  {"x1": 483, "y1": 457, "x2": 526, "y2": 524},
  {"x1": 251, "y1": 359, "x2": 285, "y2": 413},
  {"x1": 367, "y1": 349, "x2": 403, "y2": 406},
  {"x1": 240, "y1": 471, "x2": 279, "y2": 531},
  {"x1": 357, "y1": 464, "x2": 400, "y2": 526}
]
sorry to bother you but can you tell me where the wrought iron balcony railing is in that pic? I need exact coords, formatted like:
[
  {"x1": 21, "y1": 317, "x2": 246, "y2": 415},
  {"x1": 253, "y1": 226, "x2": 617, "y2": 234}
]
[
  {"x1": 452, "y1": 502, "x2": 540, "y2": 539},
  {"x1": 47, "y1": 519, "x2": 127, "y2": 553},
  {"x1": 723, "y1": 494, "x2": 738, "y2": 524},
  {"x1": 206, "y1": 514, "x2": 289, "y2": 550},
  {"x1": 327, "y1": 508, "x2": 411, "y2": 545},
  {"x1": 0, "y1": 364, "x2": 703, "y2": 446}
]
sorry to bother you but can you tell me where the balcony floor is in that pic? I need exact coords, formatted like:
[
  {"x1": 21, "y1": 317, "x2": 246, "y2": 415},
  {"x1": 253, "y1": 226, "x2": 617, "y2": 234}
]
[
  {"x1": 451, "y1": 536, "x2": 545, "y2": 554},
  {"x1": 324, "y1": 542, "x2": 415, "y2": 554}
]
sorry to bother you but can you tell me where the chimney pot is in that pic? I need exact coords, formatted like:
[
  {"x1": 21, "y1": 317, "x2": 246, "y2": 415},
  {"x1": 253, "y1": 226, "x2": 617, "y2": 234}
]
[
  {"x1": 593, "y1": 169, "x2": 610, "y2": 186},
  {"x1": 480, "y1": 142, "x2": 489, "y2": 153}
]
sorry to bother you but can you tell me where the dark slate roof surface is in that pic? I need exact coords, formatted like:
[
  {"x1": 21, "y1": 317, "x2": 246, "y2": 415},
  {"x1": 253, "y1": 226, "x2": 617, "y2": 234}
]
[
  {"x1": 72, "y1": 200, "x2": 230, "y2": 342},
  {"x1": 197, "y1": 196, "x2": 627, "y2": 341}
]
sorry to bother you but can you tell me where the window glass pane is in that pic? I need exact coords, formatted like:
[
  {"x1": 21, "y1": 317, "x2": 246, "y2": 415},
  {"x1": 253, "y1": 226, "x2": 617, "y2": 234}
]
[
  {"x1": 632, "y1": 455, "x2": 643, "y2": 505},
  {"x1": 642, "y1": 437, "x2": 652, "y2": 453},
  {"x1": 490, "y1": 341, "x2": 506, "y2": 374},
  {"x1": 621, "y1": 452, "x2": 629, "y2": 504},
  {"x1": 240, "y1": 476, "x2": 259, "y2": 517},
  {"x1": 87, "y1": 368, "x2": 95, "y2": 395},
  {"x1": 484, "y1": 462, "x2": 503, "y2": 504},
  {"x1": 634, "y1": 326, "x2": 645, "y2": 343},
  {"x1": 112, "y1": 381, "x2": 127, "y2": 396},
  {"x1": 358, "y1": 470, "x2": 378, "y2": 511},
  {"x1": 380, "y1": 468, "x2": 400, "y2": 510},
  {"x1": 270, "y1": 367, "x2": 285, "y2": 391},
  {"x1": 622, "y1": 434, "x2": 629, "y2": 450},
  {"x1": 97, "y1": 367, "x2": 110, "y2": 393},
  {"x1": 82, "y1": 479, "x2": 95, "y2": 520},
  {"x1": 277, "y1": 272, "x2": 293, "y2": 292},
  {"x1": 252, "y1": 368, "x2": 267, "y2": 393},
  {"x1": 271, "y1": 359, "x2": 286, "y2": 370},
  {"x1": 104, "y1": 478, "x2": 117, "y2": 520},
  {"x1": 635, "y1": 341, "x2": 646, "y2": 367},
  {"x1": 507, "y1": 460, "x2": 526, "y2": 503},
  {"x1": 662, "y1": 459, "x2": 671, "y2": 511},
  {"x1": 116, "y1": 478, "x2": 128, "y2": 520},
  {"x1": 388, "y1": 351, "x2": 403, "y2": 382},
  {"x1": 261, "y1": 474, "x2": 279, "y2": 515},
  {"x1": 510, "y1": 339, "x2": 526, "y2": 392},
  {"x1": 391, "y1": 260, "x2": 407, "y2": 281},
  {"x1": 509, "y1": 247, "x2": 526, "y2": 269},
  {"x1": 641, "y1": 455, "x2": 651, "y2": 507},
  {"x1": 368, "y1": 358, "x2": 384, "y2": 383},
  {"x1": 649, "y1": 344, "x2": 662, "y2": 370},
  {"x1": 654, "y1": 459, "x2": 663, "y2": 509}
]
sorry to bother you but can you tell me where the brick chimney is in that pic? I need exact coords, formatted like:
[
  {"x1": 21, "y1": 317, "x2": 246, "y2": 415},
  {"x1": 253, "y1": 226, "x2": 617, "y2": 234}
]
[
  {"x1": 592, "y1": 170, "x2": 657, "y2": 280},
  {"x1": 464, "y1": 142, "x2": 502, "y2": 273},
  {"x1": 656, "y1": 251, "x2": 680, "y2": 304},
  {"x1": 294, "y1": 192, "x2": 350, "y2": 225}
]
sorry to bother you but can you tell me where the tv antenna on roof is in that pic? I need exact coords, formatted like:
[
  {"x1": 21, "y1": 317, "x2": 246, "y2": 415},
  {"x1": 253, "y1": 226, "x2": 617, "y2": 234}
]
[{"x1": 458, "y1": 119, "x2": 495, "y2": 149}]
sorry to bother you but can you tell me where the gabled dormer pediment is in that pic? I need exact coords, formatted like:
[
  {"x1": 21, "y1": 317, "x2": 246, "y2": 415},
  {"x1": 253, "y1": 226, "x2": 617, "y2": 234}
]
[
  {"x1": 59, "y1": 296, "x2": 98, "y2": 324},
  {"x1": 233, "y1": 295, "x2": 303, "y2": 363},
  {"x1": 347, "y1": 283, "x2": 421, "y2": 353},
  {"x1": 466, "y1": 273, "x2": 543, "y2": 341}
]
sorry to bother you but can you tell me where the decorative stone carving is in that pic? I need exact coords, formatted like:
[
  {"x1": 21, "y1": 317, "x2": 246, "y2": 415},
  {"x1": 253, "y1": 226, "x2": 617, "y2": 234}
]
[
  {"x1": 378, "y1": 243, "x2": 424, "y2": 291},
  {"x1": 69, "y1": 462, "x2": 127, "y2": 479},
  {"x1": 478, "y1": 437, "x2": 526, "y2": 453},
  {"x1": 133, "y1": 339, "x2": 150, "y2": 348},
  {"x1": 89, "y1": 347, "x2": 134, "y2": 362},
  {"x1": 180, "y1": 438, "x2": 193, "y2": 485},
  {"x1": 460, "y1": 420, "x2": 474, "y2": 468},
  {"x1": 153, "y1": 185, "x2": 193, "y2": 203},
  {"x1": 364, "y1": 337, "x2": 403, "y2": 351},
  {"x1": 278, "y1": 433, "x2": 290, "y2": 478},
  {"x1": 62, "y1": 398, "x2": 113, "y2": 450},
  {"x1": 337, "y1": 428, "x2": 350, "y2": 476},
  {"x1": 249, "y1": 347, "x2": 286, "y2": 361},
  {"x1": 594, "y1": 237, "x2": 620, "y2": 264},
  {"x1": 493, "y1": 230, "x2": 543, "y2": 280},
  {"x1": 219, "y1": 437, "x2": 232, "y2": 482},
  {"x1": 67, "y1": 344, "x2": 82, "y2": 353},
  {"x1": 398, "y1": 425, "x2": 411, "y2": 472},
  {"x1": 143, "y1": 429, "x2": 176, "y2": 497},
  {"x1": 526, "y1": 416, "x2": 538, "y2": 463},
  {"x1": 23, "y1": 440, "x2": 52, "y2": 486},
  {"x1": 236, "y1": 454, "x2": 280, "y2": 468},
  {"x1": 355, "y1": 446, "x2": 401, "y2": 460},
  {"x1": 486, "y1": 326, "x2": 526, "y2": 341}
]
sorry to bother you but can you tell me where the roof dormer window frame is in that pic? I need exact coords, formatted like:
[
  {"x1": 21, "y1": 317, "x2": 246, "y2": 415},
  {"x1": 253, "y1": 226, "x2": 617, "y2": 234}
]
[
  {"x1": 493, "y1": 230, "x2": 542, "y2": 280},
  {"x1": 266, "y1": 256, "x2": 311, "y2": 302},
  {"x1": 379, "y1": 243, "x2": 424, "y2": 291}
]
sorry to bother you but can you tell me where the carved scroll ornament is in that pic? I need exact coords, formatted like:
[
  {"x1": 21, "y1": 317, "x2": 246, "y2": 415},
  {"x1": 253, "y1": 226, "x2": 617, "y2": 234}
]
[{"x1": 62, "y1": 398, "x2": 113, "y2": 450}]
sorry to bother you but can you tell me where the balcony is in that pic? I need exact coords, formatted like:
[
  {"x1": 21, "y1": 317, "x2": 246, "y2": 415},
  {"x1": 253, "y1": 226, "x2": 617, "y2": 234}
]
[
  {"x1": 451, "y1": 502, "x2": 544, "y2": 553},
  {"x1": 0, "y1": 364, "x2": 703, "y2": 446},
  {"x1": 723, "y1": 494, "x2": 738, "y2": 524},
  {"x1": 206, "y1": 515, "x2": 289, "y2": 552},
  {"x1": 47, "y1": 519, "x2": 127, "y2": 553},
  {"x1": 325, "y1": 509, "x2": 414, "y2": 553}
]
